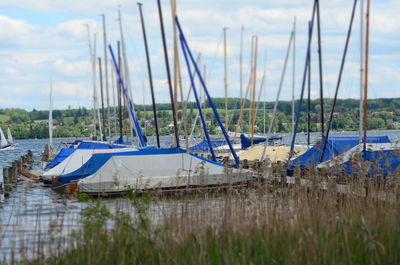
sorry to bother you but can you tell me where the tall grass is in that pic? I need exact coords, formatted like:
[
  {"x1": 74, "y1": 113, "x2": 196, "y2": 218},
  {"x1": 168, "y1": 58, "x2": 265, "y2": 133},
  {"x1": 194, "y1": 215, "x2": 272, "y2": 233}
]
[{"x1": 13, "y1": 173, "x2": 397, "y2": 265}]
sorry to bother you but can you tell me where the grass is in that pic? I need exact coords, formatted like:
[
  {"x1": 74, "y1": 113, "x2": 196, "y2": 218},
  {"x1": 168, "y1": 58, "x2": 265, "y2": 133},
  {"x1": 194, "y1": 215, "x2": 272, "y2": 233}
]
[
  {"x1": 0, "y1": 114, "x2": 10, "y2": 123},
  {"x1": 5, "y1": 172, "x2": 396, "y2": 265}
]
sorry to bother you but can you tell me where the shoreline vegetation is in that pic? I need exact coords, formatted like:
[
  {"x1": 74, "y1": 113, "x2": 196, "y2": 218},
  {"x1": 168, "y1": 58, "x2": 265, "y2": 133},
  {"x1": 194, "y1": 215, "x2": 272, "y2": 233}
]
[
  {"x1": 1, "y1": 97, "x2": 400, "y2": 139},
  {"x1": 4, "y1": 172, "x2": 399, "y2": 264}
]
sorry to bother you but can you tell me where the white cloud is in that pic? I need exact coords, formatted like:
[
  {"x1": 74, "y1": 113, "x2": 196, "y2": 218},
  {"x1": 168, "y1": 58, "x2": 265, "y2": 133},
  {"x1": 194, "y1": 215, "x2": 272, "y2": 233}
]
[{"x1": 0, "y1": 0, "x2": 398, "y2": 110}]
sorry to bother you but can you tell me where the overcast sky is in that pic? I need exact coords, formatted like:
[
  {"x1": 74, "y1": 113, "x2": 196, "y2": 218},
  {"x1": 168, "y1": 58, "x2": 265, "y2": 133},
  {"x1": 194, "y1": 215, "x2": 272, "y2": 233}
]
[{"x1": 0, "y1": 0, "x2": 399, "y2": 110}]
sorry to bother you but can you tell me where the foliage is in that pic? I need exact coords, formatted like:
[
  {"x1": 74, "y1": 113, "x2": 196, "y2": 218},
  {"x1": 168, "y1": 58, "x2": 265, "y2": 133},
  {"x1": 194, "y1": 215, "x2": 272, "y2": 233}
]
[{"x1": 1, "y1": 97, "x2": 400, "y2": 139}]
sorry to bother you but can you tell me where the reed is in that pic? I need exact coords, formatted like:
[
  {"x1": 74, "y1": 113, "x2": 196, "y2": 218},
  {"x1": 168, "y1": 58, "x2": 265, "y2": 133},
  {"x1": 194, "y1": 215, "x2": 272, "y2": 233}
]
[
  {"x1": 17, "y1": 175, "x2": 397, "y2": 264},
  {"x1": 2, "y1": 165, "x2": 399, "y2": 265}
]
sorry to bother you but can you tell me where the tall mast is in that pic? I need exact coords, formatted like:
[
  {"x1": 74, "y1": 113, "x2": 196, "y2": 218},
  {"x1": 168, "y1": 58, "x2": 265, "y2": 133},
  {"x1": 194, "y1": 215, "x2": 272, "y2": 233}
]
[
  {"x1": 223, "y1": 27, "x2": 229, "y2": 130},
  {"x1": 157, "y1": 0, "x2": 180, "y2": 148},
  {"x1": 49, "y1": 77, "x2": 53, "y2": 149},
  {"x1": 98, "y1": 57, "x2": 106, "y2": 140},
  {"x1": 363, "y1": 0, "x2": 370, "y2": 154},
  {"x1": 138, "y1": 2, "x2": 160, "y2": 147},
  {"x1": 307, "y1": 21, "x2": 312, "y2": 147},
  {"x1": 250, "y1": 36, "x2": 258, "y2": 145},
  {"x1": 101, "y1": 14, "x2": 111, "y2": 141},
  {"x1": 172, "y1": 0, "x2": 179, "y2": 126},
  {"x1": 94, "y1": 34, "x2": 103, "y2": 141},
  {"x1": 170, "y1": 0, "x2": 188, "y2": 149},
  {"x1": 288, "y1": 0, "x2": 317, "y2": 161},
  {"x1": 261, "y1": 29, "x2": 294, "y2": 160},
  {"x1": 316, "y1": 0, "x2": 325, "y2": 136},
  {"x1": 118, "y1": 7, "x2": 134, "y2": 141},
  {"x1": 319, "y1": 0, "x2": 358, "y2": 162},
  {"x1": 240, "y1": 25, "x2": 244, "y2": 102},
  {"x1": 249, "y1": 36, "x2": 255, "y2": 133},
  {"x1": 292, "y1": 17, "x2": 296, "y2": 135},
  {"x1": 359, "y1": 0, "x2": 365, "y2": 142},
  {"x1": 110, "y1": 59, "x2": 118, "y2": 138},
  {"x1": 117, "y1": 41, "x2": 123, "y2": 141},
  {"x1": 84, "y1": 24, "x2": 97, "y2": 138}
]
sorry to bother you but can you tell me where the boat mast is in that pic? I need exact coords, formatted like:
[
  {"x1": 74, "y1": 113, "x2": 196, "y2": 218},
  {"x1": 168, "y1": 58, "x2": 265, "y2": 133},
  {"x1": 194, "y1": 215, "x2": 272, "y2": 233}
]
[
  {"x1": 288, "y1": 0, "x2": 317, "y2": 161},
  {"x1": 363, "y1": 0, "x2": 370, "y2": 154},
  {"x1": 137, "y1": 2, "x2": 161, "y2": 148},
  {"x1": 316, "y1": 0, "x2": 325, "y2": 136},
  {"x1": 117, "y1": 41, "x2": 124, "y2": 141},
  {"x1": 157, "y1": 0, "x2": 180, "y2": 148},
  {"x1": 49, "y1": 77, "x2": 53, "y2": 149},
  {"x1": 118, "y1": 7, "x2": 135, "y2": 141},
  {"x1": 223, "y1": 27, "x2": 229, "y2": 130},
  {"x1": 84, "y1": 25, "x2": 97, "y2": 139},
  {"x1": 292, "y1": 17, "x2": 296, "y2": 136},
  {"x1": 359, "y1": 0, "x2": 364, "y2": 143},
  {"x1": 319, "y1": 0, "x2": 358, "y2": 162},
  {"x1": 110, "y1": 59, "x2": 118, "y2": 138},
  {"x1": 240, "y1": 25, "x2": 244, "y2": 102},
  {"x1": 261, "y1": 28, "x2": 294, "y2": 160},
  {"x1": 251, "y1": 36, "x2": 258, "y2": 145},
  {"x1": 101, "y1": 15, "x2": 111, "y2": 141},
  {"x1": 307, "y1": 21, "x2": 311, "y2": 147},
  {"x1": 98, "y1": 57, "x2": 106, "y2": 140},
  {"x1": 170, "y1": 0, "x2": 188, "y2": 149}
]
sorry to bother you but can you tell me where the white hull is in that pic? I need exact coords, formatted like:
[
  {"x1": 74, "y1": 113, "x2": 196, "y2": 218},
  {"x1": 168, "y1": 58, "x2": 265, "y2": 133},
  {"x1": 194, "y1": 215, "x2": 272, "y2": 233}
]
[
  {"x1": 78, "y1": 151, "x2": 254, "y2": 194},
  {"x1": 42, "y1": 148, "x2": 137, "y2": 181},
  {"x1": 0, "y1": 146, "x2": 14, "y2": 151}
]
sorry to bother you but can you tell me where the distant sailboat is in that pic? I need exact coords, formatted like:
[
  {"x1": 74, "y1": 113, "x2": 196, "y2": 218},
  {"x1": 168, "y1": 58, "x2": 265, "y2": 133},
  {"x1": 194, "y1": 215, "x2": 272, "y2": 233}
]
[
  {"x1": 0, "y1": 127, "x2": 14, "y2": 151},
  {"x1": 7, "y1": 127, "x2": 13, "y2": 145}
]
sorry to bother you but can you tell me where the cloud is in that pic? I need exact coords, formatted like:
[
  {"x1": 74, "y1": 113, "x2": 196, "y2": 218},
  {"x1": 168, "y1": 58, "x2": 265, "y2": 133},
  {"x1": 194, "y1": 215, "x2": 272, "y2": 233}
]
[{"x1": 0, "y1": 0, "x2": 398, "y2": 110}]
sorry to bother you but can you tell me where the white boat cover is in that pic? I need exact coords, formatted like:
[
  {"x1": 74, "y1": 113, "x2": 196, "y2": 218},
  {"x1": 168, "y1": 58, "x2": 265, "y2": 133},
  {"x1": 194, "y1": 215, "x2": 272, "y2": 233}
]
[
  {"x1": 78, "y1": 150, "x2": 253, "y2": 194},
  {"x1": 42, "y1": 148, "x2": 137, "y2": 180}
]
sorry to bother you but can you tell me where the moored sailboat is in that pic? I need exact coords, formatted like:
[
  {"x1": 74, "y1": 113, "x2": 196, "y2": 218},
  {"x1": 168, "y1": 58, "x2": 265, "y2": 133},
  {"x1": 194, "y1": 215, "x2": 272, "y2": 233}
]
[{"x1": 0, "y1": 127, "x2": 14, "y2": 151}]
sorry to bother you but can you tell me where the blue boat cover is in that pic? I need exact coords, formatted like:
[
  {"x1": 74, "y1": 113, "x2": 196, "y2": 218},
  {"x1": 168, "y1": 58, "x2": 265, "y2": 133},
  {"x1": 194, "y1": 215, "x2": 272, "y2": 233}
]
[
  {"x1": 57, "y1": 148, "x2": 186, "y2": 184},
  {"x1": 240, "y1": 134, "x2": 283, "y2": 149},
  {"x1": 114, "y1": 136, "x2": 131, "y2": 145},
  {"x1": 45, "y1": 148, "x2": 76, "y2": 170},
  {"x1": 291, "y1": 136, "x2": 391, "y2": 168},
  {"x1": 189, "y1": 139, "x2": 227, "y2": 152},
  {"x1": 341, "y1": 149, "x2": 400, "y2": 175},
  {"x1": 45, "y1": 140, "x2": 130, "y2": 170}
]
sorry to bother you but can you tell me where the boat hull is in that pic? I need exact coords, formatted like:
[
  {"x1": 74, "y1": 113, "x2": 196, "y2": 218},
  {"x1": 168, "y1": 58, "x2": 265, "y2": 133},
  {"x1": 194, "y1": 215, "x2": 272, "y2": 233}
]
[{"x1": 77, "y1": 151, "x2": 254, "y2": 194}]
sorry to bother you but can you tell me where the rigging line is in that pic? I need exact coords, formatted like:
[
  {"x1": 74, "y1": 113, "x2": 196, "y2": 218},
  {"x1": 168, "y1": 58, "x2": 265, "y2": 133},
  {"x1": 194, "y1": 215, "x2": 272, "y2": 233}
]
[
  {"x1": 287, "y1": 0, "x2": 317, "y2": 162},
  {"x1": 203, "y1": 31, "x2": 224, "y2": 87},
  {"x1": 261, "y1": 29, "x2": 295, "y2": 161}
]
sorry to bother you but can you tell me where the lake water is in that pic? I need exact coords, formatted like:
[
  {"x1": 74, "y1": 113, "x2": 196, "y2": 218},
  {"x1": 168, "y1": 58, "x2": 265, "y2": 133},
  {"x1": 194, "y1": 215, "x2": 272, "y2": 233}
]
[{"x1": 0, "y1": 130, "x2": 399, "y2": 261}]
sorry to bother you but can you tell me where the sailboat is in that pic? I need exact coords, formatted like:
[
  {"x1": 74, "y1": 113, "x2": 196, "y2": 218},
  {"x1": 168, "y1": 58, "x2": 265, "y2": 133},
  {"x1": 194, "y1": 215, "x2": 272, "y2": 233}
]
[
  {"x1": 52, "y1": 14, "x2": 253, "y2": 195},
  {"x1": 0, "y1": 127, "x2": 14, "y2": 151},
  {"x1": 316, "y1": 0, "x2": 400, "y2": 176}
]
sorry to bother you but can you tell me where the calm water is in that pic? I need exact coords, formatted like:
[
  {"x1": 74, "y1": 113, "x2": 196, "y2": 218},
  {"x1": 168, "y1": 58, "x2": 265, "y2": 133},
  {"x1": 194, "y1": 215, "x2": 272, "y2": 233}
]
[{"x1": 0, "y1": 131, "x2": 399, "y2": 260}]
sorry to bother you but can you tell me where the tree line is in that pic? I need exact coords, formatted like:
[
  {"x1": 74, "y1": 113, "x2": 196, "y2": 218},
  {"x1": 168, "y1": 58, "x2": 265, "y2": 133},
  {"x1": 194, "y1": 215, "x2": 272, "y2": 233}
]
[{"x1": 1, "y1": 97, "x2": 400, "y2": 139}]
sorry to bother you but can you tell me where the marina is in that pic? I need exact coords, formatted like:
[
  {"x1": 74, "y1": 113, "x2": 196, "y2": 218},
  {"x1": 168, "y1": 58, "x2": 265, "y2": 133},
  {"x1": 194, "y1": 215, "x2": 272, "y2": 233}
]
[{"x1": 0, "y1": 0, "x2": 399, "y2": 263}]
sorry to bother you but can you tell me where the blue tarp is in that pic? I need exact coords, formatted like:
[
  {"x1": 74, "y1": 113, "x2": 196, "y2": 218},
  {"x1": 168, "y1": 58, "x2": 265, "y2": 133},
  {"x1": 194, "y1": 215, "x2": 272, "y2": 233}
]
[
  {"x1": 57, "y1": 148, "x2": 185, "y2": 184},
  {"x1": 45, "y1": 148, "x2": 76, "y2": 170},
  {"x1": 189, "y1": 139, "x2": 227, "y2": 152},
  {"x1": 291, "y1": 136, "x2": 391, "y2": 168},
  {"x1": 45, "y1": 140, "x2": 131, "y2": 170},
  {"x1": 341, "y1": 149, "x2": 400, "y2": 175},
  {"x1": 240, "y1": 134, "x2": 283, "y2": 149}
]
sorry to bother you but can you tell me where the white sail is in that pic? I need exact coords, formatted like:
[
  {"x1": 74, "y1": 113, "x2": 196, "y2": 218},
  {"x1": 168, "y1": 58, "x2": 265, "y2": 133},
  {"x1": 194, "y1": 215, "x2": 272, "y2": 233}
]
[
  {"x1": 7, "y1": 127, "x2": 13, "y2": 144},
  {"x1": 0, "y1": 128, "x2": 8, "y2": 146}
]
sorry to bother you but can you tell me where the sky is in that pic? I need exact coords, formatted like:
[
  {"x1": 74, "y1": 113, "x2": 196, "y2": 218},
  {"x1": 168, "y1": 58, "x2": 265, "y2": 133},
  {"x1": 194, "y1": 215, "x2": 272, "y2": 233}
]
[{"x1": 0, "y1": 0, "x2": 399, "y2": 110}]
